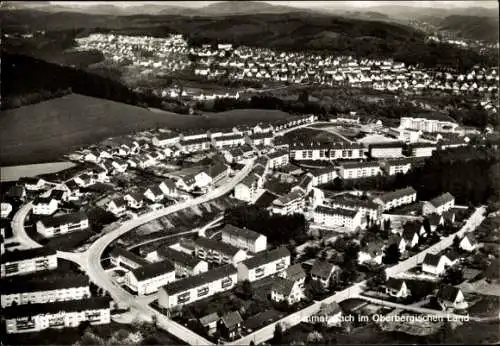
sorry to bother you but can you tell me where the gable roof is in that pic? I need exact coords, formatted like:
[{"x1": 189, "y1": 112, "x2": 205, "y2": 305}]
[
  {"x1": 423, "y1": 253, "x2": 442, "y2": 267},
  {"x1": 254, "y1": 190, "x2": 279, "y2": 208},
  {"x1": 271, "y1": 277, "x2": 295, "y2": 296},
  {"x1": 207, "y1": 162, "x2": 227, "y2": 179},
  {"x1": 429, "y1": 192, "x2": 454, "y2": 208},
  {"x1": 38, "y1": 211, "x2": 88, "y2": 228},
  {"x1": 310, "y1": 260, "x2": 337, "y2": 280},
  {"x1": 386, "y1": 278, "x2": 406, "y2": 291},
  {"x1": 376, "y1": 187, "x2": 417, "y2": 203},
  {"x1": 314, "y1": 205, "x2": 359, "y2": 218},
  {"x1": 131, "y1": 259, "x2": 175, "y2": 281},
  {"x1": 199, "y1": 312, "x2": 219, "y2": 327},
  {"x1": 109, "y1": 246, "x2": 149, "y2": 267},
  {"x1": 194, "y1": 237, "x2": 242, "y2": 257},
  {"x1": 282, "y1": 263, "x2": 306, "y2": 282},
  {"x1": 240, "y1": 247, "x2": 290, "y2": 270},
  {"x1": 1, "y1": 247, "x2": 57, "y2": 264},
  {"x1": 158, "y1": 247, "x2": 203, "y2": 268},
  {"x1": 1, "y1": 274, "x2": 89, "y2": 294},
  {"x1": 221, "y1": 224, "x2": 264, "y2": 241},
  {"x1": 221, "y1": 311, "x2": 243, "y2": 328},
  {"x1": 319, "y1": 301, "x2": 342, "y2": 315},
  {"x1": 437, "y1": 285, "x2": 461, "y2": 302}
]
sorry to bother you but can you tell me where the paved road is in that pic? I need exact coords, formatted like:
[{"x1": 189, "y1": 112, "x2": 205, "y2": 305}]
[
  {"x1": 305, "y1": 124, "x2": 354, "y2": 143},
  {"x1": 11, "y1": 202, "x2": 42, "y2": 249}
]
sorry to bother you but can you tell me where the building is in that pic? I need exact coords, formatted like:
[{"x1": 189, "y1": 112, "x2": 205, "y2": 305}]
[
  {"x1": 313, "y1": 206, "x2": 363, "y2": 231},
  {"x1": 1, "y1": 202, "x2": 13, "y2": 219},
  {"x1": 270, "y1": 277, "x2": 304, "y2": 305},
  {"x1": 422, "y1": 192, "x2": 455, "y2": 216},
  {"x1": 265, "y1": 150, "x2": 289, "y2": 169},
  {"x1": 107, "y1": 197, "x2": 127, "y2": 217},
  {"x1": 400, "y1": 114, "x2": 458, "y2": 133},
  {"x1": 211, "y1": 133, "x2": 245, "y2": 148},
  {"x1": 156, "y1": 247, "x2": 208, "y2": 277},
  {"x1": 247, "y1": 132, "x2": 273, "y2": 147},
  {"x1": 358, "y1": 241, "x2": 384, "y2": 265},
  {"x1": 410, "y1": 143, "x2": 437, "y2": 157},
  {"x1": 278, "y1": 263, "x2": 306, "y2": 288},
  {"x1": 194, "y1": 237, "x2": 247, "y2": 265},
  {"x1": 177, "y1": 137, "x2": 211, "y2": 153},
  {"x1": 459, "y1": 234, "x2": 478, "y2": 252},
  {"x1": 373, "y1": 187, "x2": 417, "y2": 211},
  {"x1": 1, "y1": 248, "x2": 58, "y2": 277},
  {"x1": 143, "y1": 186, "x2": 165, "y2": 203},
  {"x1": 436, "y1": 285, "x2": 468, "y2": 310},
  {"x1": 310, "y1": 260, "x2": 339, "y2": 288},
  {"x1": 124, "y1": 193, "x2": 144, "y2": 209},
  {"x1": 124, "y1": 260, "x2": 176, "y2": 295},
  {"x1": 422, "y1": 253, "x2": 456, "y2": 276},
  {"x1": 338, "y1": 161, "x2": 381, "y2": 179},
  {"x1": 109, "y1": 246, "x2": 150, "y2": 271},
  {"x1": 234, "y1": 172, "x2": 261, "y2": 202},
  {"x1": 206, "y1": 162, "x2": 228, "y2": 184},
  {"x1": 36, "y1": 211, "x2": 89, "y2": 238},
  {"x1": 380, "y1": 157, "x2": 415, "y2": 176},
  {"x1": 271, "y1": 190, "x2": 305, "y2": 215},
  {"x1": 20, "y1": 177, "x2": 47, "y2": 191},
  {"x1": 3, "y1": 297, "x2": 111, "y2": 334},
  {"x1": 289, "y1": 142, "x2": 364, "y2": 161},
  {"x1": 199, "y1": 312, "x2": 219, "y2": 335},
  {"x1": 159, "y1": 179, "x2": 179, "y2": 198},
  {"x1": 217, "y1": 311, "x2": 243, "y2": 340},
  {"x1": 152, "y1": 132, "x2": 179, "y2": 147},
  {"x1": 1, "y1": 274, "x2": 90, "y2": 307},
  {"x1": 401, "y1": 227, "x2": 419, "y2": 249},
  {"x1": 368, "y1": 142, "x2": 403, "y2": 158},
  {"x1": 32, "y1": 197, "x2": 58, "y2": 216},
  {"x1": 385, "y1": 278, "x2": 410, "y2": 298},
  {"x1": 221, "y1": 224, "x2": 267, "y2": 253},
  {"x1": 158, "y1": 265, "x2": 237, "y2": 309},
  {"x1": 237, "y1": 247, "x2": 291, "y2": 282},
  {"x1": 327, "y1": 196, "x2": 379, "y2": 222},
  {"x1": 312, "y1": 302, "x2": 343, "y2": 327}
]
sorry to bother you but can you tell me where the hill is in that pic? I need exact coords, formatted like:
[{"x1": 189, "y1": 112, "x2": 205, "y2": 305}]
[
  {"x1": 0, "y1": 94, "x2": 291, "y2": 166},
  {"x1": 439, "y1": 15, "x2": 500, "y2": 42}
]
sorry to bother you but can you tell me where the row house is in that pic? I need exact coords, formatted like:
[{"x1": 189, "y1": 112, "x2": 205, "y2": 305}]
[
  {"x1": 338, "y1": 161, "x2": 382, "y2": 179},
  {"x1": 106, "y1": 197, "x2": 127, "y2": 217},
  {"x1": 32, "y1": 197, "x2": 59, "y2": 216},
  {"x1": 194, "y1": 237, "x2": 247, "y2": 265},
  {"x1": 1, "y1": 247, "x2": 58, "y2": 277},
  {"x1": 158, "y1": 265, "x2": 237, "y2": 309},
  {"x1": 313, "y1": 205, "x2": 363, "y2": 231},
  {"x1": 326, "y1": 196, "x2": 379, "y2": 221},
  {"x1": 265, "y1": 150, "x2": 289, "y2": 169},
  {"x1": 36, "y1": 211, "x2": 89, "y2": 238},
  {"x1": 124, "y1": 259, "x2": 176, "y2": 295},
  {"x1": 155, "y1": 247, "x2": 208, "y2": 277},
  {"x1": 176, "y1": 137, "x2": 211, "y2": 153},
  {"x1": 246, "y1": 132, "x2": 274, "y2": 147},
  {"x1": 422, "y1": 192, "x2": 455, "y2": 216},
  {"x1": 399, "y1": 114, "x2": 458, "y2": 133},
  {"x1": 368, "y1": 142, "x2": 404, "y2": 158},
  {"x1": 152, "y1": 132, "x2": 180, "y2": 147},
  {"x1": 109, "y1": 246, "x2": 150, "y2": 272},
  {"x1": 237, "y1": 247, "x2": 290, "y2": 282},
  {"x1": 271, "y1": 190, "x2": 305, "y2": 215},
  {"x1": 211, "y1": 133, "x2": 246, "y2": 149},
  {"x1": 3, "y1": 297, "x2": 111, "y2": 334},
  {"x1": 221, "y1": 224, "x2": 267, "y2": 253},
  {"x1": 373, "y1": 187, "x2": 417, "y2": 211},
  {"x1": 379, "y1": 157, "x2": 415, "y2": 176},
  {"x1": 1, "y1": 274, "x2": 90, "y2": 307},
  {"x1": 289, "y1": 142, "x2": 365, "y2": 161}
]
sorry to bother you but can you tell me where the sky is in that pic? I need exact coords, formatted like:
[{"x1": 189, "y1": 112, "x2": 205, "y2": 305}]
[{"x1": 48, "y1": 1, "x2": 499, "y2": 9}]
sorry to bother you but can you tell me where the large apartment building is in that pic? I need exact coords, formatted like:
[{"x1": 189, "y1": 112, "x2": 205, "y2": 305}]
[
  {"x1": 289, "y1": 142, "x2": 365, "y2": 161},
  {"x1": 237, "y1": 247, "x2": 291, "y2": 282},
  {"x1": 422, "y1": 192, "x2": 455, "y2": 216},
  {"x1": 221, "y1": 224, "x2": 267, "y2": 253},
  {"x1": 338, "y1": 161, "x2": 382, "y2": 179},
  {"x1": 36, "y1": 211, "x2": 89, "y2": 238},
  {"x1": 271, "y1": 190, "x2": 305, "y2": 215},
  {"x1": 156, "y1": 247, "x2": 208, "y2": 277},
  {"x1": 400, "y1": 114, "x2": 458, "y2": 133},
  {"x1": 373, "y1": 187, "x2": 417, "y2": 211},
  {"x1": 124, "y1": 260, "x2": 176, "y2": 295},
  {"x1": 314, "y1": 206, "x2": 363, "y2": 231},
  {"x1": 368, "y1": 142, "x2": 404, "y2": 158},
  {"x1": 1, "y1": 248, "x2": 58, "y2": 278},
  {"x1": 194, "y1": 237, "x2": 247, "y2": 265}
]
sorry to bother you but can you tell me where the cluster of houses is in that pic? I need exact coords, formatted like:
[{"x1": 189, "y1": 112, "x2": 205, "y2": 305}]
[{"x1": 0, "y1": 247, "x2": 111, "y2": 334}]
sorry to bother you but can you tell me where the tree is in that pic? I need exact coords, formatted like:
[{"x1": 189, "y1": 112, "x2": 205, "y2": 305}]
[
  {"x1": 241, "y1": 279, "x2": 254, "y2": 299},
  {"x1": 442, "y1": 266, "x2": 464, "y2": 285},
  {"x1": 382, "y1": 243, "x2": 401, "y2": 265},
  {"x1": 383, "y1": 219, "x2": 391, "y2": 232},
  {"x1": 452, "y1": 235, "x2": 461, "y2": 251},
  {"x1": 422, "y1": 218, "x2": 431, "y2": 237},
  {"x1": 305, "y1": 279, "x2": 325, "y2": 300},
  {"x1": 366, "y1": 266, "x2": 387, "y2": 291},
  {"x1": 272, "y1": 323, "x2": 284, "y2": 345}
]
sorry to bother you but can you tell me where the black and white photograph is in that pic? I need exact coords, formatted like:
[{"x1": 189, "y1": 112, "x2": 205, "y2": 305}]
[{"x1": 0, "y1": 0, "x2": 499, "y2": 345}]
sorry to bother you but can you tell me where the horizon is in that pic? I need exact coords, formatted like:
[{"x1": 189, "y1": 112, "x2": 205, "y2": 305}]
[{"x1": 46, "y1": 0, "x2": 499, "y2": 9}]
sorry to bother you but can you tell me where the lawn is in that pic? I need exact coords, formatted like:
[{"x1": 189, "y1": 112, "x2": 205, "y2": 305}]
[
  {"x1": 467, "y1": 295, "x2": 500, "y2": 317},
  {"x1": 0, "y1": 94, "x2": 292, "y2": 166}
]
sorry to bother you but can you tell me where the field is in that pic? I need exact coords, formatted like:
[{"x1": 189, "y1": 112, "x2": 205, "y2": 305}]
[
  {"x1": 0, "y1": 94, "x2": 291, "y2": 166},
  {"x1": 282, "y1": 128, "x2": 346, "y2": 146},
  {"x1": 0, "y1": 161, "x2": 76, "y2": 182}
]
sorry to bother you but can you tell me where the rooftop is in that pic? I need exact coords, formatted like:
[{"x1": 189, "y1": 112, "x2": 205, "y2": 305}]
[
  {"x1": 240, "y1": 247, "x2": 290, "y2": 270},
  {"x1": 38, "y1": 211, "x2": 88, "y2": 229},
  {"x1": 194, "y1": 237, "x2": 242, "y2": 257},
  {"x1": 375, "y1": 187, "x2": 417, "y2": 203},
  {"x1": 131, "y1": 259, "x2": 175, "y2": 281},
  {"x1": 429, "y1": 192, "x2": 455, "y2": 208},
  {"x1": 314, "y1": 205, "x2": 359, "y2": 218},
  {"x1": 1, "y1": 247, "x2": 57, "y2": 264},
  {"x1": 221, "y1": 224, "x2": 264, "y2": 241},
  {"x1": 1, "y1": 274, "x2": 89, "y2": 294},
  {"x1": 2, "y1": 297, "x2": 111, "y2": 318}
]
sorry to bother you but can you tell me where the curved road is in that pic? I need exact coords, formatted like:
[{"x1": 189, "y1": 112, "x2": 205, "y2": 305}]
[{"x1": 11, "y1": 202, "x2": 42, "y2": 249}]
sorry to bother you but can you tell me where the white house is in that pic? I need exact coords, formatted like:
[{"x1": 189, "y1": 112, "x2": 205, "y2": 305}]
[
  {"x1": 385, "y1": 278, "x2": 410, "y2": 298},
  {"x1": 107, "y1": 198, "x2": 127, "y2": 217},
  {"x1": 338, "y1": 161, "x2": 381, "y2": 179},
  {"x1": 32, "y1": 197, "x2": 58, "y2": 216},
  {"x1": 422, "y1": 192, "x2": 455, "y2": 216},
  {"x1": 422, "y1": 253, "x2": 456, "y2": 276},
  {"x1": 124, "y1": 260, "x2": 176, "y2": 295},
  {"x1": 313, "y1": 206, "x2": 362, "y2": 231},
  {"x1": 109, "y1": 246, "x2": 149, "y2": 272},
  {"x1": 265, "y1": 150, "x2": 289, "y2": 170},
  {"x1": 310, "y1": 260, "x2": 339, "y2": 288},
  {"x1": 152, "y1": 132, "x2": 179, "y2": 147},
  {"x1": 124, "y1": 193, "x2": 144, "y2": 209},
  {"x1": 74, "y1": 173, "x2": 95, "y2": 188},
  {"x1": 270, "y1": 277, "x2": 304, "y2": 305},
  {"x1": 380, "y1": 158, "x2": 414, "y2": 176},
  {"x1": 1, "y1": 248, "x2": 58, "y2": 277},
  {"x1": 373, "y1": 187, "x2": 417, "y2": 211},
  {"x1": 159, "y1": 179, "x2": 179, "y2": 198},
  {"x1": 459, "y1": 234, "x2": 478, "y2": 252},
  {"x1": 156, "y1": 247, "x2": 208, "y2": 277},
  {"x1": 436, "y1": 285, "x2": 468, "y2": 310},
  {"x1": 271, "y1": 190, "x2": 305, "y2": 216},
  {"x1": 194, "y1": 237, "x2": 247, "y2": 265},
  {"x1": 221, "y1": 224, "x2": 267, "y2": 253},
  {"x1": 143, "y1": 186, "x2": 165, "y2": 203},
  {"x1": 400, "y1": 114, "x2": 458, "y2": 133},
  {"x1": 36, "y1": 211, "x2": 89, "y2": 238},
  {"x1": 237, "y1": 247, "x2": 290, "y2": 282},
  {"x1": 234, "y1": 173, "x2": 260, "y2": 202},
  {"x1": 410, "y1": 143, "x2": 437, "y2": 157},
  {"x1": 369, "y1": 142, "x2": 403, "y2": 158}
]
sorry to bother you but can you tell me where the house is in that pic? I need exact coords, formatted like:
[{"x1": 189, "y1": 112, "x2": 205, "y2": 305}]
[
  {"x1": 436, "y1": 285, "x2": 468, "y2": 310},
  {"x1": 237, "y1": 247, "x2": 290, "y2": 282},
  {"x1": 278, "y1": 263, "x2": 306, "y2": 288},
  {"x1": 368, "y1": 142, "x2": 403, "y2": 158},
  {"x1": 310, "y1": 260, "x2": 339, "y2": 288},
  {"x1": 327, "y1": 196, "x2": 379, "y2": 222},
  {"x1": 294, "y1": 174, "x2": 314, "y2": 194},
  {"x1": 6, "y1": 185, "x2": 27, "y2": 201},
  {"x1": 422, "y1": 192, "x2": 455, "y2": 216},
  {"x1": 1, "y1": 274, "x2": 90, "y2": 307},
  {"x1": 234, "y1": 173, "x2": 260, "y2": 202},
  {"x1": 32, "y1": 197, "x2": 58, "y2": 216},
  {"x1": 247, "y1": 132, "x2": 274, "y2": 147},
  {"x1": 271, "y1": 190, "x2": 305, "y2": 215},
  {"x1": 143, "y1": 186, "x2": 165, "y2": 203},
  {"x1": 177, "y1": 137, "x2": 211, "y2": 153},
  {"x1": 157, "y1": 247, "x2": 208, "y2": 277},
  {"x1": 194, "y1": 237, "x2": 247, "y2": 265},
  {"x1": 19, "y1": 177, "x2": 46, "y2": 191},
  {"x1": 338, "y1": 161, "x2": 381, "y2": 179},
  {"x1": 422, "y1": 253, "x2": 456, "y2": 276},
  {"x1": 109, "y1": 246, "x2": 149, "y2": 272},
  {"x1": 107, "y1": 197, "x2": 127, "y2": 217},
  {"x1": 221, "y1": 224, "x2": 267, "y2": 253},
  {"x1": 358, "y1": 241, "x2": 384, "y2": 265},
  {"x1": 74, "y1": 173, "x2": 95, "y2": 188},
  {"x1": 224, "y1": 148, "x2": 245, "y2": 163},
  {"x1": 270, "y1": 276, "x2": 304, "y2": 305},
  {"x1": 158, "y1": 265, "x2": 237, "y2": 309},
  {"x1": 207, "y1": 162, "x2": 228, "y2": 184},
  {"x1": 310, "y1": 166, "x2": 338, "y2": 187},
  {"x1": 265, "y1": 150, "x2": 289, "y2": 169},
  {"x1": 313, "y1": 206, "x2": 363, "y2": 231},
  {"x1": 1, "y1": 203, "x2": 13, "y2": 219},
  {"x1": 459, "y1": 233, "x2": 478, "y2": 252},
  {"x1": 124, "y1": 260, "x2": 176, "y2": 295},
  {"x1": 36, "y1": 211, "x2": 89, "y2": 238},
  {"x1": 3, "y1": 297, "x2": 111, "y2": 334},
  {"x1": 218, "y1": 311, "x2": 243, "y2": 340},
  {"x1": 1, "y1": 247, "x2": 58, "y2": 277},
  {"x1": 410, "y1": 143, "x2": 437, "y2": 158},
  {"x1": 152, "y1": 132, "x2": 179, "y2": 147},
  {"x1": 385, "y1": 278, "x2": 410, "y2": 298},
  {"x1": 387, "y1": 235, "x2": 407, "y2": 254},
  {"x1": 401, "y1": 226, "x2": 419, "y2": 249},
  {"x1": 175, "y1": 175, "x2": 197, "y2": 192},
  {"x1": 373, "y1": 187, "x2": 417, "y2": 211},
  {"x1": 159, "y1": 179, "x2": 179, "y2": 198},
  {"x1": 124, "y1": 193, "x2": 144, "y2": 209},
  {"x1": 379, "y1": 158, "x2": 414, "y2": 176},
  {"x1": 199, "y1": 312, "x2": 219, "y2": 335}
]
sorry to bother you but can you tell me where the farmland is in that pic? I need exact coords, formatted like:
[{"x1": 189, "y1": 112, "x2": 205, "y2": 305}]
[
  {"x1": 0, "y1": 94, "x2": 291, "y2": 166},
  {"x1": 0, "y1": 161, "x2": 76, "y2": 182}
]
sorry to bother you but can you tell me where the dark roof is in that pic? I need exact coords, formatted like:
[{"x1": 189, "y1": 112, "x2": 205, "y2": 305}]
[
  {"x1": 428, "y1": 213, "x2": 443, "y2": 226},
  {"x1": 221, "y1": 311, "x2": 243, "y2": 328},
  {"x1": 145, "y1": 185, "x2": 163, "y2": 197},
  {"x1": 329, "y1": 196, "x2": 379, "y2": 210},
  {"x1": 311, "y1": 166, "x2": 337, "y2": 177},
  {"x1": 266, "y1": 150, "x2": 289, "y2": 160},
  {"x1": 19, "y1": 177, "x2": 43, "y2": 184},
  {"x1": 213, "y1": 133, "x2": 244, "y2": 141},
  {"x1": 240, "y1": 247, "x2": 290, "y2": 270},
  {"x1": 290, "y1": 142, "x2": 363, "y2": 150},
  {"x1": 437, "y1": 285, "x2": 461, "y2": 302},
  {"x1": 2, "y1": 297, "x2": 111, "y2": 319},
  {"x1": 383, "y1": 157, "x2": 418, "y2": 167},
  {"x1": 411, "y1": 142, "x2": 437, "y2": 149},
  {"x1": 297, "y1": 174, "x2": 313, "y2": 191},
  {"x1": 7, "y1": 185, "x2": 26, "y2": 198},
  {"x1": 156, "y1": 132, "x2": 179, "y2": 140},
  {"x1": 109, "y1": 246, "x2": 149, "y2": 267},
  {"x1": 369, "y1": 142, "x2": 403, "y2": 149},
  {"x1": 423, "y1": 253, "x2": 442, "y2": 266},
  {"x1": 221, "y1": 224, "x2": 263, "y2": 241},
  {"x1": 462, "y1": 233, "x2": 478, "y2": 245},
  {"x1": 38, "y1": 211, "x2": 88, "y2": 228},
  {"x1": 254, "y1": 156, "x2": 269, "y2": 168},
  {"x1": 271, "y1": 277, "x2": 295, "y2": 296},
  {"x1": 131, "y1": 259, "x2": 175, "y2": 281},
  {"x1": 429, "y1": 192, "x2": 455, "y2": 208},
  {"x1": 162, "y1": 264, "x2": 237, "y2": 296},
  {"x1": 126, "y1": 192, "x2": 144, "y2": 202},
  {"x1": 341, "y1": 161, "x2": 380, "y2": 170},
  {"x1": 310, "y1": 260, "x2": 338, "y2": 280},
  {"x1": 282, "y1": 263, "x2": 306, "y2": 282},
  {"x1": 207, "y1": 162, "x2": 227, "y2": 179},
  {"x1": 158, "y1": 247, "x2": 203, "y2": 268},
  {"x1": 254, "y1": 190, "x2": 279, "y2": 208},
  {"x1": 386, "y1": 278, "x2": 406, "y2": 291},
  {"x1": 273, "y1": 190, "x2": 304, "y2": 206},
  {"x1": 250, "y1": 132, "x2": 273, "y2": 140},
  {"x1": 199, "y1": 312, "x2": 219, "y2": 326},
  {"x1": 1, "y1": 247, "x2": 57, "y2": 264},
  {"x1": 110, "y1": 197, "x2": 126, "y2": 207},
  {"x1": 194, "y1": 237, "x2": 242, "y2": 257},
  {"x1": 33, "y1": 197, "x2": 56, "y2": 205},
  {"x1": 1, "y1": 274, "x2": 89, "y2": 294},
  {"x1": 376, "y1": 187, "x2": 417, "y2": 203},
  {"x1": 405, "y1": 112, "x2": 456, "y2": 123},
  {"x1": 402, "y1": 227, "x2": 418, "y2": 241},
  {"x1": 314, "y1": 206, "x2": 359, "y2": 218},
  {"x1": 181, "y1": 137, "x2": 210, "y2": 145}
]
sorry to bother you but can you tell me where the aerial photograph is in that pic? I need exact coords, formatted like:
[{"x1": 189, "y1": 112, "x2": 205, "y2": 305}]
[{"x1": 0, "y1": 0, "x2": 499, "y2": 345}]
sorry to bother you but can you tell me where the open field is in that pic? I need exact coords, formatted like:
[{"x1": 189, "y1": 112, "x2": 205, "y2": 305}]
[
  {"x1": 282, "y1": 128, "x2": 346, "y2": 145},
  {"x1": 0, "y1": 94, "x2": 291, "y2": 166},
  {"x1": 0, "y1": 161, "x2": 76, "y2": 182}
]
